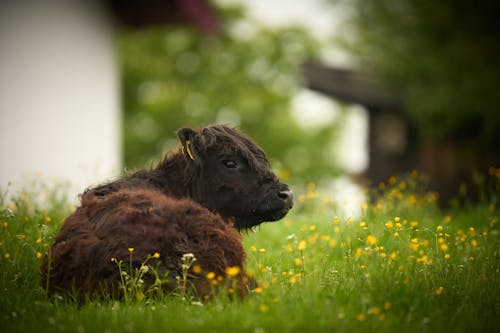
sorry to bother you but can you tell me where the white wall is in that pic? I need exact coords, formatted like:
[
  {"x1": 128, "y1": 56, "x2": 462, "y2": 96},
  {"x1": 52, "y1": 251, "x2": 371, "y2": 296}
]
[{"x1": 0, "y1": 0, "x2": 121, "y2": 201}]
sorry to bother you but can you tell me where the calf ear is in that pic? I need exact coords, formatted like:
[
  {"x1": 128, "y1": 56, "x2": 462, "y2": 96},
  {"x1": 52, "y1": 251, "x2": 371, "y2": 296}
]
[{"x1": 177, "y1": 128, "x2": 199, "y2": 161}]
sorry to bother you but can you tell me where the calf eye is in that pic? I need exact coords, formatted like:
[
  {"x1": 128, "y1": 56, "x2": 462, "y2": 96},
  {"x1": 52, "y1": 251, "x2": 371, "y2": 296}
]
[{"x1": 223, "y1": 160, "x2": 238, "y2": 169}]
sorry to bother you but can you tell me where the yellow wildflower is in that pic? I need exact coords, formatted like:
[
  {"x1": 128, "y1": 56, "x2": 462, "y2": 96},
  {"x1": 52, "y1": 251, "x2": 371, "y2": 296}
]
[
  {"x1": 407, "y1": 195, "x2": 417, "y2": 205},
  {"x1": 435, "y1": 286, "x2": 444, "y2": 295},
  {"x1": 192, "y1": 265, "x2": 202, "y2": 274},
  {"x1": 366, "y1": 235, "x2": 377, "y2": 245},
  {"x1": 297, "y1": 240, "x2": 307, "y2": 251},
  {"x1": 153, "y1": 252, "x2": 160, "y2": 259},
  {"x1": 225, "y1": 266, "x2": 241, "y2": 277},
  {"x1": 254, "y1": 287, "x2": 263, "y2": 294},
  {"x1": 250, "y1": 246, "x2": 257, "y2": 252},
  {"x1": 36, "y1": 252, "x2": 43, "y2": 259},
  {"x1": 356, "y1": 313, "x2": 366, "y2": 321},
  {"x1": 135, "y1": 291, "x2": 145, "y2": 301},
  {"x1": 128, "y1": 247, "x2": 134, "y2": 253},
  {"x1": 206, "y1": 272, "x2": 216, "y2": 280},
  {"x1": 408, "y1": 238, "x2": 420, "y2": 251}
]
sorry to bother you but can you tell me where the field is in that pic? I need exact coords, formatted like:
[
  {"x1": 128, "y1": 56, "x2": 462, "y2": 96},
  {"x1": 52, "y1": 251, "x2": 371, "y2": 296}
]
[{"x1": 1, "y1": 171, "x2": 499, "y2": 333}]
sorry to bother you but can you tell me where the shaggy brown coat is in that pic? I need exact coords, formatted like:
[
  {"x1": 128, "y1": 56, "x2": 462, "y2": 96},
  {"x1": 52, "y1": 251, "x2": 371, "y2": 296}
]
[{"x1": 41, "y1": 125, "x2": 293, "y2": 299}]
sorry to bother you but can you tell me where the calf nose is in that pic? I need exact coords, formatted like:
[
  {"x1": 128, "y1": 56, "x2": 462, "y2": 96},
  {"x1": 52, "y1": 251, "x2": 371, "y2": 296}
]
[{"x1": 277, "y1": 189, "x2": 294, "y2": 209}]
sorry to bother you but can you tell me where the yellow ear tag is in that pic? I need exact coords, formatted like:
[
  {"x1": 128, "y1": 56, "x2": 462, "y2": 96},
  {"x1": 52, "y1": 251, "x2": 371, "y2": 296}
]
[{"x1": 185, "y1": 140, "x2": 195, "y2": 160}]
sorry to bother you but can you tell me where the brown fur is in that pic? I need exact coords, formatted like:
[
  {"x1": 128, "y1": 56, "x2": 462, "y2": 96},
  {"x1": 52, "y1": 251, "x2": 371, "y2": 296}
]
[
  {"x1": 42, "y1": 189, "x2": 247, "y2": 298},
  {"x1": 41, "y1": 125, "x2": 292, "y2": 299}
]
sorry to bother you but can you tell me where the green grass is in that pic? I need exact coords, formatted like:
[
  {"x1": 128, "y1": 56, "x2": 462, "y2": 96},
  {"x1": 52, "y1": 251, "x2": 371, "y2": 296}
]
[{"x1": 1, "y1": 172, "x2": 499, "y2": 333}]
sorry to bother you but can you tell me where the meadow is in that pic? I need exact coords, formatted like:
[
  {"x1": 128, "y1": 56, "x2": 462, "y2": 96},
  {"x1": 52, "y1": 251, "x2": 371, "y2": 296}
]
[{"x1": 1, "y1": 170, "x2": 498, "y2": 333}]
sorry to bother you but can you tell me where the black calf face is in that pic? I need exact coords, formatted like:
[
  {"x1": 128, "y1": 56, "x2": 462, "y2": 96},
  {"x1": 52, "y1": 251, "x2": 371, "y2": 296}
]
[
  {"x1": 178, "y1": 125, "x2": 293, "y2": 230},
  {"x1": 200, "y1": 152, "x2": 293, "y2": 230}
]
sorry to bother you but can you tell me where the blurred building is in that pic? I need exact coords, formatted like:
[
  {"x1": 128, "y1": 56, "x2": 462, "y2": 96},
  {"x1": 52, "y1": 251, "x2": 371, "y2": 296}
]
[
  {"x1": 0, "y1": 0, "x2": 216, "y2": 200},
  {"x1": 303, "y1": 61, "x2": 500, "y2": 203}
]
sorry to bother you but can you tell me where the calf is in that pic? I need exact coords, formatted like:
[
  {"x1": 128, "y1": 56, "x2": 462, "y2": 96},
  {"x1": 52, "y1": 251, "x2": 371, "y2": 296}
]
[{"x1": 41, "y1": 125, "x2": 293, "y2": 298}]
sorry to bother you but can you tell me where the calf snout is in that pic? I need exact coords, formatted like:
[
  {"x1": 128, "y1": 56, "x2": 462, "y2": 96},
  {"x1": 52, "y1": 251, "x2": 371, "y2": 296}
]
[{"x1": 277, "y1": 189, "x2": 294, "y2": 210}]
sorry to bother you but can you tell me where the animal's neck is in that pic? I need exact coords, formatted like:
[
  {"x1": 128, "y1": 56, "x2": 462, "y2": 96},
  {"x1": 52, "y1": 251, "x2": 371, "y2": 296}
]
[{"x1": 150, "y1": 151, "x2": 195, "y2": 199}]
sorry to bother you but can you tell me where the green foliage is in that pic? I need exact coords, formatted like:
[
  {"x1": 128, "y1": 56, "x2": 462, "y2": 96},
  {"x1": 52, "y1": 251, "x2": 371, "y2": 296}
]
[
  {"x1": 111, "y1": 252, "x2": 168, "y2": 303},
  {"x1": 119, "y1": 7, "x2": 341, "y2": 181},
  {"x1": 337, "y1": 0, "x2": 500, "y2": 145},
  {"x1": 1, "y1": 171, "x2": 499, "y2": 332}
]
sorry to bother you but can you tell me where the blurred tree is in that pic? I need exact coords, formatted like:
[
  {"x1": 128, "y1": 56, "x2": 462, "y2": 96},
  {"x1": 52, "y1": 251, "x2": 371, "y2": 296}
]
[
  {"x1": 337, "y1": 0, "x2": 500, "y2": 147},
  {"x1": 119, "y1": 6, "x2": 342, "y2": 182}
]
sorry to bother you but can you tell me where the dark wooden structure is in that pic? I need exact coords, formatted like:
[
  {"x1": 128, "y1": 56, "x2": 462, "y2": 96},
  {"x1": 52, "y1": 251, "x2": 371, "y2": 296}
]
[
  {"x1": 109, "y1": 0, "x2": 218, "y2": 34},
  {"x1": 302, "y1": 61, "x2": 499, "y2": 202}
]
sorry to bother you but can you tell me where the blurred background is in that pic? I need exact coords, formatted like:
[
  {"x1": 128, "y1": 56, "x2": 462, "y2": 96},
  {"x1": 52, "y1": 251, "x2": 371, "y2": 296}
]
[{"x1": 1, "y1": 0, "x2": 499, "y2": 208}]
